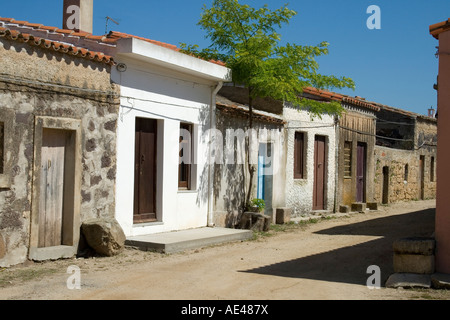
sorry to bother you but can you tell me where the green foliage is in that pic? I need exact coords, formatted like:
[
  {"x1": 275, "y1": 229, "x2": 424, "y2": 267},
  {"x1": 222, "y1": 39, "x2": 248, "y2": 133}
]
[
  {"x1": 180, "y1": 0, "x2": 355, "y2": 118},
  {"x1": 247, "y1": 198, "x2": 265, "y2": 212}
]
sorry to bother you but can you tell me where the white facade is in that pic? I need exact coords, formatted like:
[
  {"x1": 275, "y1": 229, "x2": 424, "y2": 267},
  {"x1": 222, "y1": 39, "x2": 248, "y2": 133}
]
[
  {"x1": 112, "y1": 38, "x2": 230, "y2": 236},
  {"x1": 283, "y1": 104, "x2": 337, "y2": 216}
]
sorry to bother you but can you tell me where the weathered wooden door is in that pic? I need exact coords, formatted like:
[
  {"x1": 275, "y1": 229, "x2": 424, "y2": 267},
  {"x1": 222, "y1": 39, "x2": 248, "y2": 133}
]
[
  {"x1": 39, "y1": 129, "x2": 66, "y2": 248},
  {"x1": 419, "y1": 156, "x2": 425, "y2": 200},
  {"x1": 356, "y1": 143, "x2": 367, "y2": 203},
  {"x1": 313, "y1": 136, "x2": 326, "y2": 210},
  {"x1": 382, "y1": 166, "x2": 389, "y2": 204},
  {"x1": 134, "y1": 118, "x2": 157, "y2": 223}
]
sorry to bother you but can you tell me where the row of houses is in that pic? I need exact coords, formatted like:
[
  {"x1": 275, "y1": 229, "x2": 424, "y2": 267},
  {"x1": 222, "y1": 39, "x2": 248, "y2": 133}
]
[{"x1": 0, "y1": 8, "x2": 437, "y2": 267}]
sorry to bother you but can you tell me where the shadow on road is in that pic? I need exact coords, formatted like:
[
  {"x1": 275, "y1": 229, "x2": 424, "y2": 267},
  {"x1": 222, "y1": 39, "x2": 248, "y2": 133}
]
[{"x1": 241, "y1": 208, "x2": 435, "y2": 287}]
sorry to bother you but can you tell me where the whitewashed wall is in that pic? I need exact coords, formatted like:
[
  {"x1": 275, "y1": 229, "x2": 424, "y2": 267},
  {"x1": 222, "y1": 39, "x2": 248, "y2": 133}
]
[
  {"x1": 112, "y1": 57, "x2": 218, "y2": 236},
  {"x1": 284, "y1": 105, "x2": 337, "y2": 217}
]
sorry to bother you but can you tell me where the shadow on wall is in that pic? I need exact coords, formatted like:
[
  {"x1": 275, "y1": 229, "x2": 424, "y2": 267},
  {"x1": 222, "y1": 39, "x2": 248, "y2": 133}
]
[
  {"x1": 240, "y1": 208, "x2": 435, "y2": 287},
  {"x1": 196, "y1": 103, "x2": 248, "y2": 228}
]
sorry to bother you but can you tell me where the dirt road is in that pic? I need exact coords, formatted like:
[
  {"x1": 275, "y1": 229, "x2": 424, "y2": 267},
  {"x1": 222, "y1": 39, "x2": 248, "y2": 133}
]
[{"x1": 0, "y1": 199, "x2": 447, "y2": 301}]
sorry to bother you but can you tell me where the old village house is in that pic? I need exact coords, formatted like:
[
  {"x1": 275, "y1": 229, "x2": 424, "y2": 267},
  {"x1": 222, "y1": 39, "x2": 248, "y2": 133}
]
[
  {"x1": 0, "y1": 23, "x2": 119, "y2": 267},
  {"x1": 1, "y1": 0, "x2": 231, "y2": 250}
]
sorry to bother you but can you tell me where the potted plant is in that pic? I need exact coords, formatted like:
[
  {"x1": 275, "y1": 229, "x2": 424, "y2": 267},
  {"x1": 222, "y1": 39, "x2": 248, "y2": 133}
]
[{"x1": 247, "y1": 198, "x2": 266, "y2": 213}]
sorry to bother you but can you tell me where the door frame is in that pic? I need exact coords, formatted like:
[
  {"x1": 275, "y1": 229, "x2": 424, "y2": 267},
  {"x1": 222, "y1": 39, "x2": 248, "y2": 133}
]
[
  {"x1": 133, "y1": 117, "x2": 158, "y2": 224},
  {"x1": 29, "y1": 116, "x2": 82, "y2": 261},
  {"x1": 419, "y1": 155, "x2": 425, "y2": 200},
  {"x1": 356, "y1": 142, "x2": 367, "y2": 203},
  {"x1": 257, "y1": 142, "x2": 273, "y2": 215}
]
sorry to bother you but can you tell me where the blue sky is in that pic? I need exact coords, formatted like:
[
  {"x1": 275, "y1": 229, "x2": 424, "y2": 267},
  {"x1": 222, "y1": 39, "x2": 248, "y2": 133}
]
[{"x1": 1, "y1": 0, "x2": 449, "y2": 115}]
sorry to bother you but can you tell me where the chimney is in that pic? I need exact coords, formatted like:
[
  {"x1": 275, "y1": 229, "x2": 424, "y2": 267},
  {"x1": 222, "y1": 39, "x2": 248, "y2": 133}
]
[
  {"x1": 63, "y1": 0, "x2": 94, "y2": 34},
  {"x1": 428, "y1": 107, "x2": 436, "y2": 118}
]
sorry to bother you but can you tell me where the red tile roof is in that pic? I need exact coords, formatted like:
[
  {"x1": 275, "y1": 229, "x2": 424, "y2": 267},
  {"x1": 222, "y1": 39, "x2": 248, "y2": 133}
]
[
  {"x1": 0, "y1": 25, "x2": 115, "y2": 65},
  {"x1": 303, "y1": 87, "x2": 381, "y2": 112},
  {"x1": 430, "y1": 18, "x2": 450, "y2": 39},
  {"x1": 0, "y1": 17, "x2": 226, "y2": 67},
  {"x1": 216, "y1": 95, "x2": 286, "y2": 125}
]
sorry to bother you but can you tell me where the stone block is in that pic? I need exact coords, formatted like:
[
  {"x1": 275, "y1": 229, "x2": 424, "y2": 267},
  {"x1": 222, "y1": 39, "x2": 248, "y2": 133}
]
[
  {"x1": 239, "y1": 212, "x2": 271, "y2": 232},
  {"x1": 386, "y1": 273, "x2": 432, "y2": 289},
  {"x1": 393, "y1": 237, "x2": 435, "y2": 256},
  {"x1": 393, "y1": 253, "x2": 435, "y2": 274},
  {"x1": 367, "y1": 202, "x2": 378, "y2": 211},
  {"x1": 339, "y1": 205, "x2": 350, "y2": 213},
  {"x1": 351, "y1": 203, "x2": 366, "y2": 212},
  {"x1": 431, "y1": 273, "x2": 450, "y2": 289},
  {"x1": 275, "y1": 208, "x2": 292, "y2": 225}
]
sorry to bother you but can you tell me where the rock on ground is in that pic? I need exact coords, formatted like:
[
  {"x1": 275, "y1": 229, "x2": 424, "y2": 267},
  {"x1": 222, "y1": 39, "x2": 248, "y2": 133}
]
[{"x1": 81, "y1": 218, "x2": 126, "y2": 257}]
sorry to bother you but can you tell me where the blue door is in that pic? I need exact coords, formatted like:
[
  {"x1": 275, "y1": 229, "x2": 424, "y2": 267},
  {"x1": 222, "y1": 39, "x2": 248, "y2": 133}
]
[{"x1": 257, "y1": 148, "x2": 265, "y2": 200}]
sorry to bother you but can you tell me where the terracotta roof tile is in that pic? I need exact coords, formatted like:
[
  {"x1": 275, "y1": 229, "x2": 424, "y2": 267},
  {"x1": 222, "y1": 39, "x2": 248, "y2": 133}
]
[
  {"x1": 430, "y1": 18, "x2": 450, "y2": 39},
  {"x1": 0, "y1": 27, "x2": 115, "y2": 65},
  {"x1": 0, "y1": 17, "x2": 227, "y2": 66},
  {"x1": 216, "y1": 95, "x2": 285, "y2": 125},
  {"x1": 303, "y1": 87, "x2": 381, "y2": 112}
]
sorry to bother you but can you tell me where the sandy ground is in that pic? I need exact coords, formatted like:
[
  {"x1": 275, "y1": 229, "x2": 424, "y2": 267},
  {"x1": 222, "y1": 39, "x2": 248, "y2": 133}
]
[{"x1": 0, "y1": 199, "x2": 448, "y2": 302}]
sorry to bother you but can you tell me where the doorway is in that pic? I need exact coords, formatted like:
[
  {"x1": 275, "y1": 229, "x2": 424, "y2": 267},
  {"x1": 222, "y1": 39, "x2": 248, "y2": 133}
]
[
  {"x1": 419, "y1": 155, "x2": 425, "y2": 200},
  {"x1": 257, "y1": 143, "x2": 273, "y2": 214},
  {"x1": 38, "y1": 128, "x2": 75, "y2": 248},
  {"x1": 134, "y1": 118, "x2": 157, "y2": 224},
  {"x1": 382, "y1": 166, "x2": 389, "y2": 204},
  {"x1": 30, "y1": 117, "x2": 81, "y2": 261},
  {"x1": 356, "y1": 143, "x2": 367, "y2": 203},
  {"x1": 313, "y1": 136, "x2": 326, "y2": 210}
]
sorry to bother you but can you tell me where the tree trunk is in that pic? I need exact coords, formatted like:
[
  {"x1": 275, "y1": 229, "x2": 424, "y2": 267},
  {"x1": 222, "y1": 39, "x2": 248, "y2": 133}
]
[{"x1": 245, "y1": 93, "x2": 256, "y2": 206}]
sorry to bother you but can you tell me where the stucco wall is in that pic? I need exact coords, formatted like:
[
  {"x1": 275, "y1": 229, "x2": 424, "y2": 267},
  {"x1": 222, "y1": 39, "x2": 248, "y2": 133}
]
[
  {"x1": 213, "y1": 108, "x2": 286, "y2": 227},
  {"x1": 0, "y1": 38, "x2": 119, "y2": 267},
  {"x1": 284, "y1": 105, "x2": 336, "y2": 217},
  {"x1": 112, "y1": 57, "x2": 218, "y2": 236}
]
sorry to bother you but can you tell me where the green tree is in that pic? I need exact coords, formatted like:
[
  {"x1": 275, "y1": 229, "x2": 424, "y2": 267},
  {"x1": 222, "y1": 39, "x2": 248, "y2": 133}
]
[{"x1": 181, "y1": 0, "x2": 355, "y2": 206}]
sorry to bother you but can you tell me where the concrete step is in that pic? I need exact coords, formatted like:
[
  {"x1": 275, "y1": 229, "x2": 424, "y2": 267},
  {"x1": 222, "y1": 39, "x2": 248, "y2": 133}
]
[{"x1": 125, "y1": 227, "x2": 254, "y2": 254}]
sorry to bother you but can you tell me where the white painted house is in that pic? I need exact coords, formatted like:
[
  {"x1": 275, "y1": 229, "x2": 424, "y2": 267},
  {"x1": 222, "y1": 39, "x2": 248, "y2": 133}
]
[
  {"x1": 283, "y1": 103, "x2": 337, "y2": 217},
  {"x1": 111, "y1": 36, "x2": 231, "y2": 236}
]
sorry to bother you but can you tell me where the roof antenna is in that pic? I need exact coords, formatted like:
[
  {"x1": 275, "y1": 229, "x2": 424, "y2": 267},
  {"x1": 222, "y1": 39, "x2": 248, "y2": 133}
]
[{"x1": 105, "y1": 16, "x2": 120, "y2": 34}]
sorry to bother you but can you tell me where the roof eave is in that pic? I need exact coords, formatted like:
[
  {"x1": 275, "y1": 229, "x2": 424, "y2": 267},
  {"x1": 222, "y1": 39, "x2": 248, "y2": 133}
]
[{"x1": 116, "y1": 37, "x2": 231, "y2": 82}]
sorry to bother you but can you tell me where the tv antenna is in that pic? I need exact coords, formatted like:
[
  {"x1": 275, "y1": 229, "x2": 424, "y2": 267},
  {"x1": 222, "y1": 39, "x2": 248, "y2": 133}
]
[{"x1": 105, "y1": 16, "x2": 120, "y2": 34}]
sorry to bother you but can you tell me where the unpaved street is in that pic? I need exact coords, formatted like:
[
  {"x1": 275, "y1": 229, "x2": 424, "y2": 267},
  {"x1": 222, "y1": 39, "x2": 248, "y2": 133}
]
[{"x1": 0, "y1": 199, "x2": 447, "y2": 301}]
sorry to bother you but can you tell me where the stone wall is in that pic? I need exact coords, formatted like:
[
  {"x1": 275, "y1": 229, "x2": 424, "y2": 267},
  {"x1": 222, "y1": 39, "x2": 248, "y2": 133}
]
[
  {"x1": 374, "y1": 146, "x2": 437, "y2": 204},
  {"x1": 0, "y1": 37, "x2": 119, "y2": 266}
]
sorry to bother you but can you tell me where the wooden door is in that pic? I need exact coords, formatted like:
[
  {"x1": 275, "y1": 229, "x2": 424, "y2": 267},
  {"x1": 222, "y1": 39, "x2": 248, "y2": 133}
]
[
  {"x1": 257, "y1": 144, "x2": 266, "y2": 200},
  {"x1": 356, "y1": 143, "x2": 367, "y2": 203},
  {"x1": 419, "y1": 156, "x2": 425, "y2": 200},
  {"x1": 382, "y1": 166, "x2": 389, "y2": 204},
  {"x1": 313, "y1": 136, "x2": 326, "y2": 210},
  {"x1": 39, "y1": 129, "x2": 66, "y2": 248},
  {"x1": 134, "y1": 118, "x2": 157, "y2": 223}
]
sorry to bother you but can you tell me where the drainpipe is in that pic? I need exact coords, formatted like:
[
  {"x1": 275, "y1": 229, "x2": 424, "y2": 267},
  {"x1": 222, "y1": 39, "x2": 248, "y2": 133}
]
[{"x1": 208, "y1": 81, "x2": 223, "y2": 227}]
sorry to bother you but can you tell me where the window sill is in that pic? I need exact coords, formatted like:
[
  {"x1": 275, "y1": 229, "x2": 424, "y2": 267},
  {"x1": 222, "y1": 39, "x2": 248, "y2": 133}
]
[
  {"x1": 178, "y1": 189, "x2": 198, "y2": 194},
  {"x1": 133, "y1": 221, "x2": 164, "y2": 228}
]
